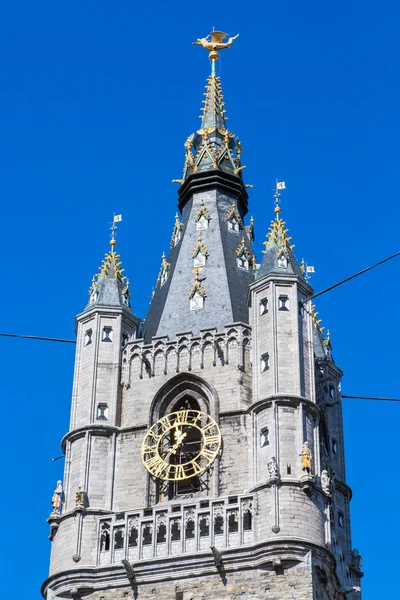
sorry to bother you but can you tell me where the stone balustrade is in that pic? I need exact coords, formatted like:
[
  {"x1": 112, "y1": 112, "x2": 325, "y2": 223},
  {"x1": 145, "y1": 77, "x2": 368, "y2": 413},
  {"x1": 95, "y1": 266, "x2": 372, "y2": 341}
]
[{"x1": 98, "y1": 494, "x2": 253, "y2": 565}]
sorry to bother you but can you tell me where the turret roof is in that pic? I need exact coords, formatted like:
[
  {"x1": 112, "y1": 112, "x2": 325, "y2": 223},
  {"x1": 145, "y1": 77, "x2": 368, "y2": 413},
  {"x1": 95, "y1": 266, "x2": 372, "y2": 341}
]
[
  {"x1": 84, "y1": 225, "x2": 132, "y2": 313},
  {"x1": 257, "y1": 202, "x2": 303, "y2": 279}
]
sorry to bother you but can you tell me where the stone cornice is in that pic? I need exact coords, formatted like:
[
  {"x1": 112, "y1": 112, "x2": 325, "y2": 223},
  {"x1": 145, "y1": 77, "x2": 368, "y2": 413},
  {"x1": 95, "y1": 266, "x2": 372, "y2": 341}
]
[
  {"x1": 61, "y1": 423, "x2": 147, "y2": 452},
  {"x1": 42, "y1": 539, "x2": 336, "y2": 598},
  {"x1": 247, "y1": 272, "x2": 313, "y2": 305}
]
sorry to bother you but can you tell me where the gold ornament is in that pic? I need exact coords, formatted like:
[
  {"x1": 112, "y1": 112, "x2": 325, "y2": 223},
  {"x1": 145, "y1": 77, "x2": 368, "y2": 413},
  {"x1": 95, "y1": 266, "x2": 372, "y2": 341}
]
[{"x1": 141, "y1": 410, "x2": 221, "y2": 481}]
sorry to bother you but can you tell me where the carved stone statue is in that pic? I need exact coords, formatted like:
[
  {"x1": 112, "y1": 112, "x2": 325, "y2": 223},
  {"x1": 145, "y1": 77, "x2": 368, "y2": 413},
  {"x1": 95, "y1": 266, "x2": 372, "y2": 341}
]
[
  {"x1": 51, "y1": 480, "x2": 63, "y2": 513},
  {"x1": 351, "y1": 548, "x2": 362, "y2": 570},
  {"x1": 75, "y1": 487, "x2": 86, "y2": 507},
  {"x1": 300, "y1": 441, "x2": 312, "y2": 474},
  {"x1": 268, "y1": 456, "x2": 279, "y2": 478},
  {"x1": 321, "y1": 470, "x2": 331, "y2": 495},
  {"x1": 193, "y1": 31, "x2": 239, "y2": 53}
]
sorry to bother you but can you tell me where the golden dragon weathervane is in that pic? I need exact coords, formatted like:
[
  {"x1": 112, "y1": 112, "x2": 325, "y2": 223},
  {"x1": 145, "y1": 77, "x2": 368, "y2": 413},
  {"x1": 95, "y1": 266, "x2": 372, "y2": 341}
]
[{"x1": 193, "y1": 31, "x2": 239, "y2": 72}]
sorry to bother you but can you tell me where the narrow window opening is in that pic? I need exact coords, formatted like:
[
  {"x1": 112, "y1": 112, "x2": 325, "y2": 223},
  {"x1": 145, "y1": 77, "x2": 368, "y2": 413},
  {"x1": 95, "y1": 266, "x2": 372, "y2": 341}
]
[
  {"x1": 287, "y1": 464, "x2": 291, "y2": 475},
  {"x1": 196, "y1": 215, "x2": 208, "y2": 230},
  {"x1": 122, "y1": 332, "x2": 129, "y2": 346},
  {"x1": 260, "y1": 427, "x2": 269, "y2": 447},
  {"x1": 85, "y1": 329, "x2": 92, "y2": 346},
  {"x1": 278, "y1": 254, "x2": 288, "y2": 268},
  {"x1": 332, "y1": 438, "x2": 338, "y2": 455},
  {"x1": 228, "y1": 217, "x2": 239, "y2": 232},
  {"x1": 157, "y1": 524, "x2": 166, "y2": 544},
  {"x1": 261, "y1": 353, "x2": 269, "y2": 372},
  {"x1": 278, "y1": 295, "x2": 289, "y2": 311},
  {"x1": 298, "y1": 302, "x2": 304, "y2": 317},
  {"x1": 329, "y1": 385, "x2": 335, "y2": 399},
  {"x1": 171, "y1": 521, "x2": 181, "y2": 541},
  {"x1": 100, "y1": 524, "x2": 110, "y2": 551},
  {"x1": 174, "y1": 229, "x2": 181, "y2": 246},
  {"x1": 338, "y1": 512, "x2": 344, "y2": 528},
  {"x1": 237, "y1": 255, "x2": 249, "y2": 270},
  {"x1": 128, "y1": 527, "x2": 138, "y2": 547},
  {"x1": 228, "y1": 513, "x2": 239, "y2": 533},
  {"x1": 260, "y1": 298, "x2": 268, "y2": 315},
  {"x1": 142, "y1": 526, "x2": 152, "y2": 545},
  {"x1": 193, "y1": 252, "x2": 206, "y2": 268},
  {"x1": 160, "y1": 269, "x2": 168, "y2": 286},
  {"x1": 214, "y1": 515, "x2": 224, "y2": 535},
  {"x1": 243, "y1": 511, "x2": 252, "y2": 531},
  {"x1": 190, "y1": 292, "x2": 204, "y2": 311},
  {"x1": 199, "y1": 517, "x2": 209, "y2": 537},
  {"x1": 176, "y1": 592, "x2": 184, "y2": 600},
  {"x1": 102, "y1": 327, "x2": 113, "y2": 342},
  {"x1": 185, "y1": 520, "x2": 195, "y2": 539},
  {"x1": 228, "y1": 496, "x2": 238, "y2": 504},
  {"x1": 96, "y1": 403, "x2": 108, "y2": 421},
  {"x1": 114, "y1": 529, "x2": 124, "y2": 550}
]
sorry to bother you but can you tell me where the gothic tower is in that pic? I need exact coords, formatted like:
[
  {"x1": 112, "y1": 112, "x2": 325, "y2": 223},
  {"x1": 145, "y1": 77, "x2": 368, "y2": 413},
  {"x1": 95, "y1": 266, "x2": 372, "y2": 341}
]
[{"x1": 42, "y1": 33, "x2": 363, "y2": 600}]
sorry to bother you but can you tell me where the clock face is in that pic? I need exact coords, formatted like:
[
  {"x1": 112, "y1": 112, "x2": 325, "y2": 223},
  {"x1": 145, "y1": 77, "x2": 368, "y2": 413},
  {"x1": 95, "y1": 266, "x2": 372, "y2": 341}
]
[{"x1": 141, "y1": 410, "x2": 221, "y2": 481}]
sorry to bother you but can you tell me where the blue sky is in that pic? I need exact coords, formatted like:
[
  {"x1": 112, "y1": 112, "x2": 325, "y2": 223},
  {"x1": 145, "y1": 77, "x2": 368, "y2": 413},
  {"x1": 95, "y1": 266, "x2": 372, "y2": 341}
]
[{"x1": 1, "y1": 1, "x2": 399, "y2": 597}]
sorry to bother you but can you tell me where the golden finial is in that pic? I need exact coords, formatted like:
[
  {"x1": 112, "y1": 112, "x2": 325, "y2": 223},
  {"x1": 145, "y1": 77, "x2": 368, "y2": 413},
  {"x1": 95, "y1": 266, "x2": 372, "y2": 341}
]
[
  {"x1": 192, "y1": 267, "x2": 203, "y2": 280},
  {"x1": 193, "y1": 31, "x2": 239, "y2": 73}
]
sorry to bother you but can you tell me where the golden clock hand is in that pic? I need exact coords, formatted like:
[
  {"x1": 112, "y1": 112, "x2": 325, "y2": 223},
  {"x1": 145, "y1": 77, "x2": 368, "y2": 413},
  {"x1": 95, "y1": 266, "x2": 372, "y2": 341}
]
[{"x1": 166, "y1": 431, "x2": 187, "y2": 457}]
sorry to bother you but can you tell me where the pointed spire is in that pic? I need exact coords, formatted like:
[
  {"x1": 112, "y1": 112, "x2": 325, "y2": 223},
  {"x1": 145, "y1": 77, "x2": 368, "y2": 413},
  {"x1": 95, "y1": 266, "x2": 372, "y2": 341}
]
[
  {"x1": 173, "y1": 31, "x2": 246, "y2": 185},
  {"x1": 86, "y1": 216, "x2": 131, "y2": 311},
  {"x1": 257, "y1": 182, "x2": 303, "y2": 279}
]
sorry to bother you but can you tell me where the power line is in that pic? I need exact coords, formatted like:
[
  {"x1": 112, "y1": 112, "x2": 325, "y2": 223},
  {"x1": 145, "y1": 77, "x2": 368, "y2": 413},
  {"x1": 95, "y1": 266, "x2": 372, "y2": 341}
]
[
  {"x1": 1, "y1": 252, "x2": 399, "y2": 347},
  {"x1": 342, "y1": 395, "x2": 400, "y2": 403},
  {"x1": 307, "y1": 250, "x2": 400, "y2": 302},
  {"x1": 0, "y1": 333, "x2": 76, "y2": 344}
]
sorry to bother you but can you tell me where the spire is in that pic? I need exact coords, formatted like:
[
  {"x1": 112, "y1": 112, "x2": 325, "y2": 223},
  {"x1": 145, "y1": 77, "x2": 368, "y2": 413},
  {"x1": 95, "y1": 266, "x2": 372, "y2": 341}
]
[
  {"x1": 143, "y1": 32, "x2": 256, "y2": 342},
  {"x1": 257, "y1": 182, "x2": 303, "y2": 279},
  {"x1": 85, "y1": 216, "x2": 132, "y2": 311},
  {"x1": 173, "y1": 31, "x2": 250, "y2": 188}
]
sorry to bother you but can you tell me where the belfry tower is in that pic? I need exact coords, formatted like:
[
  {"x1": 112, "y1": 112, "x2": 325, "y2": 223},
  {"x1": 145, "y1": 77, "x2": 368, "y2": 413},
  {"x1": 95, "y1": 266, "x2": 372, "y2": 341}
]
[{"x1": 42, "y1": 33, "x2": 363, "y2": 600}]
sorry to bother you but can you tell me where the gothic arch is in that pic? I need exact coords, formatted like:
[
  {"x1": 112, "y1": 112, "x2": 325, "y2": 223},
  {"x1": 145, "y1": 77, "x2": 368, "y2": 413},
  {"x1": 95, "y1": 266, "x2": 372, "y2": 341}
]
[{"x1": 149, "y1": 373, "x2": 220, "y2": 424}]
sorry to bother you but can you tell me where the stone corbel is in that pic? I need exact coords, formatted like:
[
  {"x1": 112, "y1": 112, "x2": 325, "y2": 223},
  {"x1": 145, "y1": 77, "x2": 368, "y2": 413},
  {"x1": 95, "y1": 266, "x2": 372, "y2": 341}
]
[
  {"x1": 272, "y1": 558, "x2": 283, "y2": 573},
  {"x1": 210, "y1": 545, "x2": 223, "y2": 570},
  {"x1": 300, "y1": 473, "x2": 315, "y2": 493},
  {"x1": 121, "y1": 559, "x2": 135, "y2": 581},
  {"x1": 47, "y1": 513, "x2": 60, "y2": 541}
]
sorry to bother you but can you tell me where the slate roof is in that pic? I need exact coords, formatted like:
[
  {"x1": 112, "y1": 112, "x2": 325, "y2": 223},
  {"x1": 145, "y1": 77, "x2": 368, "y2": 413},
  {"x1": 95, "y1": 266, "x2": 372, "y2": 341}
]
[
  {"x1": 84, "y1": 241, "x2": 133, "y2": 313},
  {"x1": 257, "y1": 206, "x2": 303, "y2": 280},
  {"x1": 143, "y1": 186, "x2": 255, "y2": 342}
]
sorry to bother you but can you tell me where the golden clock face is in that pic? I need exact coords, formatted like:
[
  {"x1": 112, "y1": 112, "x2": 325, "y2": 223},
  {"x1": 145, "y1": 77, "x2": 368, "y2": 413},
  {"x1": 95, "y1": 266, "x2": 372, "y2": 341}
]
[{"x1": 141, "y1": 410, "x2": 221, "y2": 481}]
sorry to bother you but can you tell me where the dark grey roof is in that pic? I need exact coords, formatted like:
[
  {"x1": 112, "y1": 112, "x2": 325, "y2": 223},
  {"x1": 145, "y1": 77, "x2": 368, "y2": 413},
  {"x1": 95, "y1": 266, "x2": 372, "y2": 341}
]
[
  {"x1": 83, "y1": 245, "x2": 134, "y2": 314},
  {"x1": 257, "y1": 209, "x2": 303, "y2": 280},
  {"x1": 257, "y1": 245, "x2": 303, "y2": 279},
  {"x1": 143, "y1": 185, "x2": 255, "y2": 342}
]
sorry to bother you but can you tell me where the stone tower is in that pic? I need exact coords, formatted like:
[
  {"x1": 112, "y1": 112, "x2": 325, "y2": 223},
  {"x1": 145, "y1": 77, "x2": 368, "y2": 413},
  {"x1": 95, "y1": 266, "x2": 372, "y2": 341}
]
[{"x1": 42, "y1": 33, "x2": 363, "y2": 600}]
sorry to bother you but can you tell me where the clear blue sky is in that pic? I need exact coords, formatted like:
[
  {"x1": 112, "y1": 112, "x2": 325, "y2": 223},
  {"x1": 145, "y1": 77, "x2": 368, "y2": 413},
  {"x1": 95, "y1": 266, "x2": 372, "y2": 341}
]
[{"x1": 1, "y1": 1, "x2": 398, "y2": 598}]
